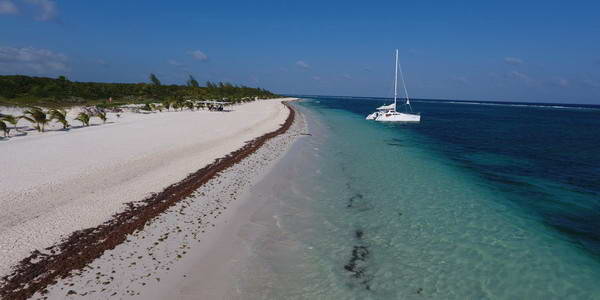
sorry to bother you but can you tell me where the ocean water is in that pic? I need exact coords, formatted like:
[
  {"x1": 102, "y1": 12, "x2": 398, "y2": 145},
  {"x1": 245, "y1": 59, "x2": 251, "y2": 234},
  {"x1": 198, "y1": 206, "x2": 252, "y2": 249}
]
[{"x1": 235, "y1": 97, "x2": 600, "y2": 299}]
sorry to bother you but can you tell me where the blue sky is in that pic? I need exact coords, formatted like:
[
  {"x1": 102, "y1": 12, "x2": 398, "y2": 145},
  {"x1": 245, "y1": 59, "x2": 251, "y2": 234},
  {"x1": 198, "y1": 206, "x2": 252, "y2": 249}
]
[{"x1": 1, "y1": 0, "x2": 600, "y2": 103}]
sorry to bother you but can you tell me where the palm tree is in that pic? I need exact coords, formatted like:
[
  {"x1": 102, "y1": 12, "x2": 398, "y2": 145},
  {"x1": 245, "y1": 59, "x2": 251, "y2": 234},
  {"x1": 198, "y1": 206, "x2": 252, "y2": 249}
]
[
  {"x1": 0, "y1": 120, "x2": 9, "y2": 137},
  {"x1": 97, "y1": 111, "x2": 108, "y2": 123},
  {"x1": 49, "y1": 109, "x2": 69, "y2": 129},
  {"x1": 186, "y1": 75, "x2": 200, "y2": 87},
  {"x1": 149, "y1": 73, "x2": 161, "y2": 86},
  {"x1": 1, "y1": 114, "x2": 19, "y2": 133},
  {"x1": 142, "y1": 103, "x2": 153, "y2": 112},
  {"x1": 75, "y1": 112, "x2": 90, "y2": 126},
  {"x1": 21, "y1": 107, "x2": 50, "y2": 132},
  {"x1": 161, "y1": 100, "x2": 172, "y2": 111},
  {"x1": 177, "y1": 100, "x2": 186, "y2": 111}
]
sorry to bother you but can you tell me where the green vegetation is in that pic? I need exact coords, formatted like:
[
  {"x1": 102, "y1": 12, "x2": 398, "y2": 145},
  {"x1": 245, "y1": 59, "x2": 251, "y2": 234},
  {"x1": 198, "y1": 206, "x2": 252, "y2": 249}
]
[
  {"x1": 0, "y1": 74, "x2": 277, "y2": 108},
  {"x1": 21, "y1": 107, "x2": 50, "y2": 132},
  {"x1": 97, "y1": 111, "x2": 108, "y2": 123},
  {"x1": 173, "y1": 101, "x2": 183, "y2": 111},
  {"x1": 161, "y1": 100, "x2": 172, "y2": 111},
  {"x1": 1, "y1": 114, "x2": 19, "y2": 132},
  {"x1": 49, "y1": 109, "x2": 69, "y2": 129},
  {"x1": 141, "y1": 103, "x2": 152, "y2": 112},
  {"x1": 0, "y1": 120, "x2": 9, "y2": 137},
  {"x1": 149, "y1": 73, "x2": 162, "y2": 86},
  {"x1": 186, "y1": 75, "x2": 199, "y2": 88},
  {"x1": 75, "y1": 112, "x2": 91, "y2": 127},
  {"x1": 0, "y1": 74, "x2": 279, "y2": 139}
]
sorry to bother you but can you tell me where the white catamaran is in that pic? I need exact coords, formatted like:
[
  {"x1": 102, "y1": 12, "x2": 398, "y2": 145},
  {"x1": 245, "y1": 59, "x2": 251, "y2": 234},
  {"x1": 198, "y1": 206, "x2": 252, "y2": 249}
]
[{"x1": 366, "y1": 49, "x2": 420, "y2": 122}]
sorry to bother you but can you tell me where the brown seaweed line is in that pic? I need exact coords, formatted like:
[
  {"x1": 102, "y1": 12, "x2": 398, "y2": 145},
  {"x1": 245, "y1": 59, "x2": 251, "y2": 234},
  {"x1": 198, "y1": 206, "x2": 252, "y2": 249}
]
[{"x1": 0, "y1": 102, "x2": 296, "y2": 300}]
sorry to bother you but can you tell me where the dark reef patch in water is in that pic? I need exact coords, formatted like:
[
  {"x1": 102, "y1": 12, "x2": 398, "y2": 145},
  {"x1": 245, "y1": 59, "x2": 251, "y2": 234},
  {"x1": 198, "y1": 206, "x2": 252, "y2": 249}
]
[
  {"x1": 343, "y1": 245, "x2": 372, "y2": 290},
  {"x1": 355, "y1": 229, "x2": 364, "y2": 240},
  {"x1": 345, "y1": 193, "x2": 374, "y2": 211},
  {"x1": 344, "y1": 229, "x2": 373, "y2": 290},
  {"x1": 347, "y1": 193, "x2": 363, "y2": 208}
]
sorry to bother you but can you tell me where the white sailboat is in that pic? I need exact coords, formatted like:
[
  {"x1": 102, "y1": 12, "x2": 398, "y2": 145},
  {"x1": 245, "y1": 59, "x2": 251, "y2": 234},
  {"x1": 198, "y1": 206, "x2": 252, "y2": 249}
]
[{"x1": 366, "y1": 49, "x2": 420, "y2": 122}]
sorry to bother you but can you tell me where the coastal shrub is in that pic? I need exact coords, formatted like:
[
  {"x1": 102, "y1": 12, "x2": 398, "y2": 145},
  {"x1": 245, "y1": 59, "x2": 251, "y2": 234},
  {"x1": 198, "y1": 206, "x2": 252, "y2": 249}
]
[
  {"x1": 1, "y1": 114, "x2": 19, "y2": 132},
  {"x1": 0, "y1": 75, "x2": 278, "y2": 108},
  {"x1": 49, "y1": 109, "x2": 69, "y2": 129},
  {"x1": 172, "y1": 102, "x2": 181, "y2": 111},
  {"x1": 75, "y1": 112, "x2": 90, "y2": 126},
  {"x1": 149, "y1": 73, "x2": 161, "y2": 86},
  {"x1": 21, "y1": 107, "x2": 50, "y2": 132},
  {"x1": 97, "y1": 111, "x2": 107, "y2": 123},
  {"x1": 141, "y1": 103, "x2": 153, "y2": 112},
  {"x1": 161, "y1": 100, "x2": 172, "y2": 111},
  {"x1": 186, "y1": 75, "x2": 200, "y2": 88},
  {"x1": 0, "y1": 120, "x2": 9, "y2": 137}
]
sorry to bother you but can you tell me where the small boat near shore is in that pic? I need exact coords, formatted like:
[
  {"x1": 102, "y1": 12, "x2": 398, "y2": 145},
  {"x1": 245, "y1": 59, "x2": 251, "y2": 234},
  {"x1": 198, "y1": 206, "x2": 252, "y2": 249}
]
[{"x1": 366, "y1": 49, "x2": 420, "y2": 122}]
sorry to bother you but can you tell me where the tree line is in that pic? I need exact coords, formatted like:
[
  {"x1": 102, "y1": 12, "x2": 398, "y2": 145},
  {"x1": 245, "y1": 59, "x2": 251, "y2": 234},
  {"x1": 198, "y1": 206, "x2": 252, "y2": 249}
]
[{"x1": 0, "y1": 74, "x2": 277, "y2": 107}]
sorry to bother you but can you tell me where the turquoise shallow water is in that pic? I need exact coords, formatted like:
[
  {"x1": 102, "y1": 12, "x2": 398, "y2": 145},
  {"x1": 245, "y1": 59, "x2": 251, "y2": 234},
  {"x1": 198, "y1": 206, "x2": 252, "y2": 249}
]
[{"x1": 236, "y1": 98, "x2": 600, "y2": 299}]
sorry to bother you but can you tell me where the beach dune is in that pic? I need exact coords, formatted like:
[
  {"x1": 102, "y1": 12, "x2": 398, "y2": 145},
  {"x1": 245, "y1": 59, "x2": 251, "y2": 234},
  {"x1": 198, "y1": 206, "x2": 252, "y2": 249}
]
[{"x1": 0, "y1": 98, "x2": 291, "y2": 277}]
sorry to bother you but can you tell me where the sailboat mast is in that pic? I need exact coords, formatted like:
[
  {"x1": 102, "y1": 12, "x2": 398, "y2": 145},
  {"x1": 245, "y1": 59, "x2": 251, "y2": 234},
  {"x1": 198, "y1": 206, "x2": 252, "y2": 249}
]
[
  {"x1": 397, "y1": 51, "x2": 413, "y2": 112},
  {"x1": 394, "y1": 49, "x2": 398, "y2": 109}
]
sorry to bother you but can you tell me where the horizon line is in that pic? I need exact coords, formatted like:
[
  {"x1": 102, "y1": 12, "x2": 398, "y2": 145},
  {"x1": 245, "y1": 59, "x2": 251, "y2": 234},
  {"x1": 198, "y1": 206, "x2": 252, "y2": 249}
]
[{"x1": 282, "y1": 93, "x2": 600, "y2": 107}]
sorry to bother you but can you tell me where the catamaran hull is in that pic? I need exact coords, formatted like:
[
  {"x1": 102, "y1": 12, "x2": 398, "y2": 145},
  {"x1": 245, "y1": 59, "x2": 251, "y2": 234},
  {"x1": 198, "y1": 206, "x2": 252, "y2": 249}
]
[
  {"x1": 366, "y1": 112, "x2": 378, "y2": 120},
  {"x1": 375, "y1": 113, "x2": 420, "y2": 122}
]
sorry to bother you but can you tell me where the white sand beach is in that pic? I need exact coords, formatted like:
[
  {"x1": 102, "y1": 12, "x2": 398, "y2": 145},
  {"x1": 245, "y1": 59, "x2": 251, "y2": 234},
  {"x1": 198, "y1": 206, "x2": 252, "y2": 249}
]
[
  {"x1": 31, "y1": 104, "x2": 308, "y2": 299},
  {"x1": 0, "y1": 98, "x2": 293, "y2": 279}
]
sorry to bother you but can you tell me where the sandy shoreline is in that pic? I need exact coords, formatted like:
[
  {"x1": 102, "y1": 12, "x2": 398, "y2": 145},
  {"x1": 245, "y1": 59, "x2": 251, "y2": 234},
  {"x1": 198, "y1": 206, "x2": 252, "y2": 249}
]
[
  {"x1": 155, "y1": 105, "x2": 309, "y2": 300},
  {"x1": 0, "y1": 98, "x2": 296, "y2": 299},
  {"x1": 17, "y1": 102, "x2": 307, "y2": 300}
]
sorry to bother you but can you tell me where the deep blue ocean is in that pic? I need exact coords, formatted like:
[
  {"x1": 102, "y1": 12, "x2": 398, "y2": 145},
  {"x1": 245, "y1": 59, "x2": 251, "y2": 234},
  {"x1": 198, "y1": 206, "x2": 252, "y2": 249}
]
[{"x1": 237, "y1": 97, "x2": 600, "y2": 299}]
